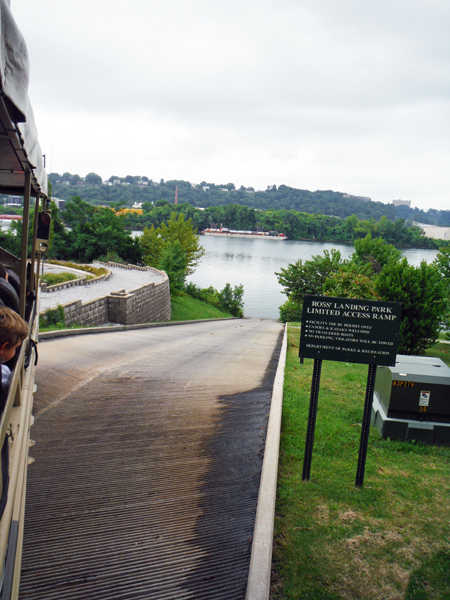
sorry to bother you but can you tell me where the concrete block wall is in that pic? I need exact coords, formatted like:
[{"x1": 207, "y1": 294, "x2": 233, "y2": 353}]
[
  {"x1": 62, "y1": 297, "x2": 109, "y2": 327},
  {"x1": 107, "y1": 276, "x2": 171, "y2": 325},
  {"x1": 44, "y1": 268, "x2": 171, "y2": 327}
]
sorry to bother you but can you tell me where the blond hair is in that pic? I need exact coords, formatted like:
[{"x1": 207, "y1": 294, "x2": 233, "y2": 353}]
[{"x1": 0, "y1": 307, "x2": 28, "y2": 348}]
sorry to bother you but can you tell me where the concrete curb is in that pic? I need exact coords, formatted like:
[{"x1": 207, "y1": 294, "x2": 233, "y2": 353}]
[
  {"x1": 246, "y1": 323, "x2": 287, "y2": 600},
  {"x1": 38, "y1": 318, "x2": 240, "y2": 341}
]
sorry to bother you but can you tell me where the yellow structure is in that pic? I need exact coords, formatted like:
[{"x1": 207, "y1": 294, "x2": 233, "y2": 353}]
[{"x1": 116, "y1": 208, "x2": 143, "y2": 216}]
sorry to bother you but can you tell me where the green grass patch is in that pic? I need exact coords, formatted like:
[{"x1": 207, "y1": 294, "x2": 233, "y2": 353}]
[
  {"x1": 424, "y1": 342, "x2": 450, "y2": 367},
  {"x1": 47, "y1": 260, "x2": 107, "y2": 277},
  {"x1": 170, "y1": 294, "x2": 234, "y2": 321},
  {"x1": 41, "y1": 272, "x2": 78, "y2": 286},
  {"x1": 272, "y1": 327, "x2": 450, "y2": 599}
]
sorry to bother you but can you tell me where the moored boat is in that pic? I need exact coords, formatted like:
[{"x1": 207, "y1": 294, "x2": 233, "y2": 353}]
[{"x1": 201, "y1": 228, "x2": 287, "y2": 240}]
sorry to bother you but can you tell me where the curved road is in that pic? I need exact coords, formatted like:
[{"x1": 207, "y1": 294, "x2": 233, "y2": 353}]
[{"x1": 20, "y1": 318, "x2": 283, "y2": 600}]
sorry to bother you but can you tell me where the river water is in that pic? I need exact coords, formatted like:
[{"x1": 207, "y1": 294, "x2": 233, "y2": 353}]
[{"x1": 185, "y1": 236, "x2": 439, "y2": 319}]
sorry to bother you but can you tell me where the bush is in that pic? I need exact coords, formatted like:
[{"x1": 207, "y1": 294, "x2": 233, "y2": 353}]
[
  {"x1": 184, "y1": 282, "x2": 244, "y2": 317},
  {"x1": 39, "y1": 305, "x2": 65, "y2": 330},
  {"x1": 217, "y1": 283, "x2": 244, "y2": 318},
  {"x1": 97, "y1": 252, "x2": 127, "y2": 264},
  {"x1": 279, "y1": 297, "x2": 303, "y2": 322},
  {"x1": 376, "y1": 258, "x2": 449, "y2": 354}
]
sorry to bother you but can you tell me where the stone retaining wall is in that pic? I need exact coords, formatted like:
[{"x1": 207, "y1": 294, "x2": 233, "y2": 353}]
[
  {"x1": 63, "y1": 297, "x2": 109, "y2": 327},
  {"x1": 42, "y1": 268, "x2": 171, "y2": 327}
]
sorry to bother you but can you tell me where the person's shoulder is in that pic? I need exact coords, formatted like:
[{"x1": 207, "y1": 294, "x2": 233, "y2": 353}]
[{"x1": 1, "y1": 364, "x2": 12, "y2": 387}]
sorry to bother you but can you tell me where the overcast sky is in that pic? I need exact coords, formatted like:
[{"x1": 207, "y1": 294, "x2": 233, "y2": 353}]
[{"x1": 13, "y1": 0, "x2": 450, "y2": 211}]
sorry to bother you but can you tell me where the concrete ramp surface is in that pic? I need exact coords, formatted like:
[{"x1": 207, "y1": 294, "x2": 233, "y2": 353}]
[{"x1": 20, "y1": 319, "x2": 283, "y2": 600}]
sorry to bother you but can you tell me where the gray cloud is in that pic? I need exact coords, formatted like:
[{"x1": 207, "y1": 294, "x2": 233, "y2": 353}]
[{"x1": 12, "y1": 0, "x2": 450, "y2": 210}]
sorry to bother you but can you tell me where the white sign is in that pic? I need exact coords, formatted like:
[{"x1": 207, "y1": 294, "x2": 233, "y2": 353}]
[{"x1": 419, "y1": 391, "x2": 430, "y2": 407}]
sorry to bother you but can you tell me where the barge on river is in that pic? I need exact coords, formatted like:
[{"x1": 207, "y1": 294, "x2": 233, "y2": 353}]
[{"x1": 201, "y1": 228, "x2": 287, "y2": 240}]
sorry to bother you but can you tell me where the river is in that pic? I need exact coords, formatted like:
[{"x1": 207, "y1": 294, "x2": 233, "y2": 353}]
[
  {"x1": 132, "y1": 232, "x2": 439, "y2": 319},
  {"x1": 185, "y1": 236, "x2": 440, "y2": 319}
]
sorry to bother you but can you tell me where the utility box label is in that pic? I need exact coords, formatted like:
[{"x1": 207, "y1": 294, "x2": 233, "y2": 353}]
[
  {"x1": 419, "y1": 391, "x2": 430, "y2": 407},
  {"x1": 299, "y1": 295, "x2": 402, "y2": 366}
]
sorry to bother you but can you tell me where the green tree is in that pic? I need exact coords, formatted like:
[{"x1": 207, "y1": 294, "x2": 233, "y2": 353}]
[
  {"x1": 140, "y1": 212, "x2": 204, "y2": 275},
  {"x1": 158, "y1": 240, "x2": 188, "y2": 293},
  {"x1": 323, "y1": 265, "x2": 380, "y2": 299},
  {"x1": 217, "y1": 283, "x2": 244, "y2": 317},
  {"x1": 85, "y1": 172, "x2": 102, "y2": 185},
  {"x1": 276, "y1": 249, "x2": 343, "y2": 302},
  {"x1": 47, "y1": 200, "x2": 69, "y2": 259},
  {"x1": 435, "y1": 246, "x2": 450, "y2": 291},
  {"x1": 351, "y1": 234, "x2": 401, "y2": 273},
  {"x1": 375, "y1": 259, "x2": 448, "y2": 354},
  {"x1": 62, "y1": 196, "x2": 140, "y2": 263}
]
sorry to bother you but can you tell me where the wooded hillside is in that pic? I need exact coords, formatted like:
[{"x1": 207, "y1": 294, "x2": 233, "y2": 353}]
[{"x1": 48, "y1": 172, "x2": 450, "y2": 226}]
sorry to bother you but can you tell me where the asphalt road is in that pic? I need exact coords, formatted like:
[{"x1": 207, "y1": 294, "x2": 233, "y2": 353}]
[{"x1": 20, "y1": 318, "x2": 284, "y2": 600}]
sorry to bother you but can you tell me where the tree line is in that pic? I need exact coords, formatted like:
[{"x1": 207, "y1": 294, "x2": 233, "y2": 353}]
[
  {"x1": 121, "y1": 201, "x2": 441, "y2": 249},
  {"x1": 48, "y1": 172, "x2": 450, "y2": 227}
]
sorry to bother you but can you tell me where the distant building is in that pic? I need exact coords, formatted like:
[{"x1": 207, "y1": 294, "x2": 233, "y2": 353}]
[
  {"x1": 116, "y1": 208, "x2": 143, "y2": 216},
  {"x1": 202, "y1": 186, "x2": 210, "y2": 191},
  {"x1": 417, "y1": 224, "x2": 450, "y2": 241},
  {"x1": 392, "y1": 199, "x2": 411, "y2": 207},
  {"x1": 137, "y1": 180, "x2": 148, "y2": 187},
  {"x1": 52, "y1": 198, "x2": 65, "y2": 210},
  {"x1": 5, "y1": 195, "x2": 22, "y2": 208}
]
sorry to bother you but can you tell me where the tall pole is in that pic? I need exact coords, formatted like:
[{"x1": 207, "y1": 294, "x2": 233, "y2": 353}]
[
  {"x1": 355, "y1": 364, "x2": 377, "y2": 487},
  {"x1": 19, "y1": 171, "x2": 31, "y2": 319},
  {"x1": 302, "y1": 358, "x2": 322, "y2": 481}
]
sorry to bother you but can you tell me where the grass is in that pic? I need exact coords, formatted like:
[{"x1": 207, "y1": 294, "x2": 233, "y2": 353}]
[
  {"x1": 47, "y1": 260, "x2": 107, "y2": 277},
  {"x1": 170, "y1": 294, "x2": 234, "y2": 321},
  {"x1": 271, "y1": 332, "x2": 450, "y2": 600},
  {"x1": 41, "y1": 272, "x2": 78, "y2": 286}
]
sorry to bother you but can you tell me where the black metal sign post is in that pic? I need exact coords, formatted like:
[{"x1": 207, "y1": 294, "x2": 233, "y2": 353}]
[
  {"x1": 355, "y1": 363, "x2": 377, "y2": 487},
  {"x1": 302, "y1": 358, "x2": 322, "y2": 481},
  {"x1": 299, "y1": 295, "x2": 402, "y2": 487}
]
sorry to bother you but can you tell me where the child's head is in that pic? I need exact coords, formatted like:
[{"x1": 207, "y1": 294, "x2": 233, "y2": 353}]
[{"x1": 0, "y1": 307, "x2": 28, "y2": 364}]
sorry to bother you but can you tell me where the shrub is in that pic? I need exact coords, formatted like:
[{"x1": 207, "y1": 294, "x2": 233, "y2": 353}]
[
  {"x1": 217, "y1": 283, "x2": 244, "y2": 318},
  {"x1": 376, "y1": 258, "x2": 449, "y2": 354},
  {"x1": 97, "y1": 252, "x2": 127, "y2": 264},
  {"x1": 184, "y1": 282, "x2": 244, "y2": 317},
  {"x1": 39, "y1": 305, "x2": 65, "y2": 330},
  {"x1": 279, "y1": 297, "x2": 303, "y2": 322}
]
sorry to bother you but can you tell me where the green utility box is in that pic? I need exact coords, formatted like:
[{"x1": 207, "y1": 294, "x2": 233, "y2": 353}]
[{"x1": 372, "y1": 355, "x2": 450, "y2": 445}]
